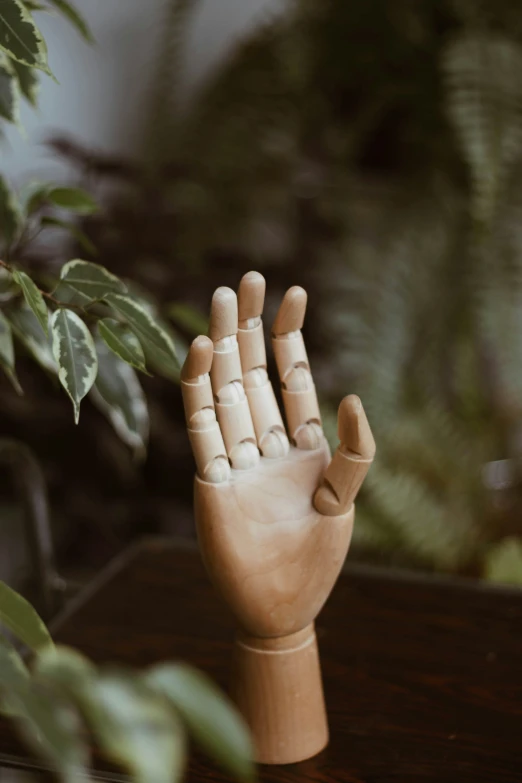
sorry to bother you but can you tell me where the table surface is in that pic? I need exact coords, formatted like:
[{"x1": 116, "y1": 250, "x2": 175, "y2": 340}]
[{"x1": 1, "y1": 537, "x2": 522, "y2": 783}]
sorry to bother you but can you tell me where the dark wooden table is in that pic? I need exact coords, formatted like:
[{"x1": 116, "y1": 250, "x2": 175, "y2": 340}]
[{"x1": 1, "y1": 537, "x2": 522, "y2": 782}]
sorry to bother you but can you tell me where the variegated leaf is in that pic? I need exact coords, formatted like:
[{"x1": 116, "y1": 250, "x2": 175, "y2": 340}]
[
  {"x1": 105, "y1": 294, "x2": 179, "y2": 380},
  {"x1": 0, "y1": 174, "x2": 22, "y2": 246},
  {"x1": 12, "y1": 269, "x2": 48, "y2": 335},
  {"x1": 0, "y1": 56, "x2": 19, "y2": 124},
  {"x1": 10, "y1": 58, "x2": 38, "y2": 106},
  {"x1": 0, "y1": 310, "x2": 22, "y2": 393},
  {"x1": 90, "y1": 338, "x2": 149, "y2": 459},
  {"x1": 0, "y1": 0, "x2": 50, "y2": 73},
  {"x1": 98, "y1": 318, "x2": 146, "y2": 373},
  {"x1": 55, "y1": 259, "x2": 125, "y2": 306},
  {"x1": 144, "y1": 319, "x2": 185, "y2": 383},
  {"x1": 51, "y1": 309, "x2": 98, "y2": 423},
  {"x1": 46, "y1": 0, "x2": 93, "y2": 43},
  {"x1": 8, "y1": 303, "x2": 55, "y2": 373}
]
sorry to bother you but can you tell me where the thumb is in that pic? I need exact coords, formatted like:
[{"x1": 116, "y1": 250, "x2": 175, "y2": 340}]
[{"x1": 314, "y1": 395, "x2": 375, "y2": 516}]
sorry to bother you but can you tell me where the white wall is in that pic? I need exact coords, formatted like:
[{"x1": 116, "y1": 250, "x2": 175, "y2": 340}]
[{"x1": 2, "y1": 0, "x2": 285, "y2": 186}]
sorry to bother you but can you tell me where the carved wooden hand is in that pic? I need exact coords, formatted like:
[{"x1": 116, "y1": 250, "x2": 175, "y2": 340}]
[{"x1": 181, "y1": 272, "x2": 375, "y2": 764}]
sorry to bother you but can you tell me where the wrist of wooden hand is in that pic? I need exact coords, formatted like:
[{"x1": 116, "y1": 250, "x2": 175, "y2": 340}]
[{"x1": 232, "y1": 623, "x2": 329, "y2": 764}]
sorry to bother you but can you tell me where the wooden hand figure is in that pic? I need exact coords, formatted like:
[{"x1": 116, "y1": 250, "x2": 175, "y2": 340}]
[{"x1": 181, "y1": 272, "x2": 375, "y2": 765}]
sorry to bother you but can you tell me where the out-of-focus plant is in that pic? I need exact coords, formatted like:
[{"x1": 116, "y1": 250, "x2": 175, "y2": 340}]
[
  {"x1": 334, "y1": 10, "x2": 522, "y2": 581},
  {"x1": 34, "y1": 0, "x2": 522, "y2": 583},
  {"x1": 0, "y1": 580, "x2": 254, "y2": 782},
  {"x1": 119, "y1": 0, "x2": 522, "y2": 582}
]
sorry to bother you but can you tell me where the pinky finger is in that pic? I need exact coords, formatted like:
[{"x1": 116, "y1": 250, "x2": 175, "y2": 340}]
[{"x1": 181, "y1": 336, "x2": 231, "y2": 484}]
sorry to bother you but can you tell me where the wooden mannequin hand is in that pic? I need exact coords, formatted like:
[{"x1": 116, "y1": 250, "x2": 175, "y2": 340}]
[{"x1": 181, "y1": 273, "x2": 375, "y2": 639}]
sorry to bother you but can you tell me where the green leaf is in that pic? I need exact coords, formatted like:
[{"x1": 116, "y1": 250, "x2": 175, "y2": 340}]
[
  {"x1": 123, "y1": 280, "x2": 160, "y2": 316},
  {"x1": 48, "y1": 186, "x2": 98, "y2": 214},
  {"x1": 34, "y1": 645, "x2": 95, "y2": 691},
  {"x1": 0, "y1": 635, "x2": 29, "y2": 687},
  {"x1": 20, "y1": 180, "x2": 51, "y2": 213},
  {"x1": 98, "y1": 318, "x2": 146, "y2": 372},
  {"x1": 167, "y1": 302, "x2": 208, "y2": 336},
  {"x1": 0, "y1": 636, "x2": 29, "y2": 716},
  {"x1": 146, "y1": 664, "x2": 254, "y2": 782},
  {"x1": 0, "y1": 266, "x2": 18, "y2": 301},
  {"x1": 0, "y1": 309, "x2": 22, "y2": 393},
  {"x1": 20, "y1": 2, "x2": 48, "y2": 13},
  {"x1": 0, "y1": 57, "x2": 19, "y2": 123},
  {"x1": 10, "y1": 57, "x2": 37, "y2": 105},
  {"x1": 0, "y1": 0, "x2": 50, "y2": 73},
  {"x1": 56, "y1": 259, "x2": 125, "y2": 306},
  {"x1": 47, "y1": 0, "x2": 93, "y2": 43},
  {"x1": 41, "y1": 215, "x2": 97, "y2": 255},
  {"x1": 51, "y1": 309, "x2": 98, "y2": 424},
  {"x1": 8, "y1": 684, "x2": 89, "y2": 780},
  {"x1": 0, "y1": 174, "x2": 22, "y2": 246},
  {"x1": 106, "y1": 294, "x2": 179, "y2": 380},
  {"x1": 8, "y1": 302, "x2": 55, "y2": 372},
  {"x1": 0, "y1": 640, "x2": 28, "y2": 718},
  {"x1": 90, "y1": 338, "x2": 149, "y2": 459},
  {"x1": 484, "y1": 537, "x2": 522, "y2": 586},
  {"x1": 12, "y1": 269, "x2": 48, "y2": 335},
  {"x1": 85, "y1": 672, "x2": 186, "y2": 783},
  {"x1": 0, "y1": 581, "x2": 53, "y2": 652},
  {"x1": 145, "y1": 318, "x2": 185, "y2": 383}
]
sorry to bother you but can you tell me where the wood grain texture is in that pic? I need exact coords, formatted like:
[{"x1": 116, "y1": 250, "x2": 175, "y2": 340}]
[
  {"x1": 233, "y1": 625, "x2": 329, "y2": 764},
  {"x1": 1, "y1": 539, "x2": 522, "y2": 781},
  {"x1": 314, "y1": 395, "x2": 375, "y2": 517},
  {"x1": 195, "y1": 445, "x2": 354, "y2": 638},
  {"x1": 196, "y1": 441, "x2": 353, "y2": 762}
]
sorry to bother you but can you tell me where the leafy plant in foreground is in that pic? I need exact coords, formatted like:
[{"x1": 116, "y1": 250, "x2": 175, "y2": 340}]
[{"x1": 0, "y1": 581, "x2": 255, "y2": 782}]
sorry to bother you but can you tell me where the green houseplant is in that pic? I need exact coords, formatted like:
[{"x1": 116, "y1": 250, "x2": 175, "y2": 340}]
[
  {"x1": 0, "y1": 581, "x2": 254, "y2": 782},
  {"x1": 0, "y1": 0, "x2": 195, "y2": 455},
  {"x1": 0, "y1": 4, "x2": 254, "y2": 780}
]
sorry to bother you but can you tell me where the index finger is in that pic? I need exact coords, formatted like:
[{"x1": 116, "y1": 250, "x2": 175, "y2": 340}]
[{"x1": 181, "y1": 335, "x2": 230, "y2": 484}]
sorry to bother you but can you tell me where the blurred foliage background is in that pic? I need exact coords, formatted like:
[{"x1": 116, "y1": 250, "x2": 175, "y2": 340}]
[{"x1": 4, "y1": 0, "x2": 522, "y2": 587}]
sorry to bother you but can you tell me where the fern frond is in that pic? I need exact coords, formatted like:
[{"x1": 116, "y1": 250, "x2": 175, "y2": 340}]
[
  {"x1": 365, "y1": 460, "x2": 479, "y2": 571},
  {"x1": 442, "y1": 33, "x2": 522, "y2": 227},
  {"x1": 146, "y1": 0, "x2": 200, "y2": 165}
]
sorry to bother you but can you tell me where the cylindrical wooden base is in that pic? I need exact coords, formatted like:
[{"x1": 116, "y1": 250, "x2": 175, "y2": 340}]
[{"x1": 231, "y1": 624, "x2": 328, "y2": 765}]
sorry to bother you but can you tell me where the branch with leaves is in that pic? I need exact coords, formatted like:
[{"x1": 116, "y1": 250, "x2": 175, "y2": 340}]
[
  {"x1": 0, "y1": 254, "x2": 180, "y2": 454},
  {"x1": 0, "y1": 0, "x2": 93, "y2": 129},
  {"x1": 0, "y1": 581, "x2": 255, "y2": 783},
  {"x1": 0, "y1": 0, "x2": 211, "y2": 463}
]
